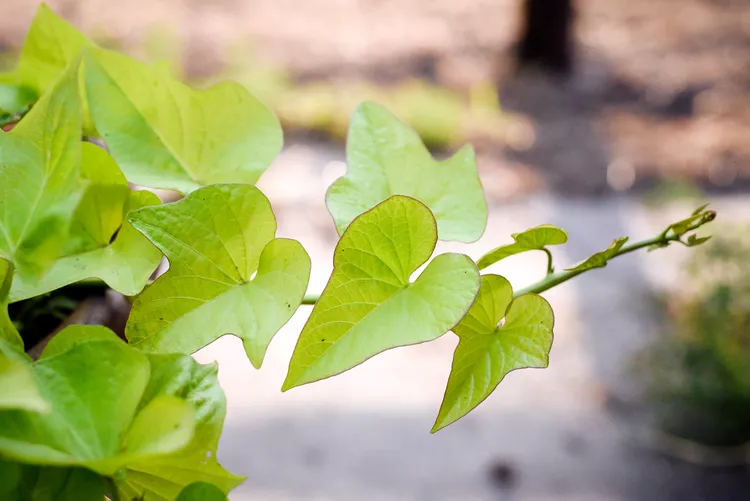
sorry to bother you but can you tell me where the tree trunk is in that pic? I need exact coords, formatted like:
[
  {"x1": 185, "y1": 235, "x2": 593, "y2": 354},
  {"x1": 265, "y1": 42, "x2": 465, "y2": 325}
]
[{"x1": 517, "y1": 0, "x2": 575, "y2": 74}]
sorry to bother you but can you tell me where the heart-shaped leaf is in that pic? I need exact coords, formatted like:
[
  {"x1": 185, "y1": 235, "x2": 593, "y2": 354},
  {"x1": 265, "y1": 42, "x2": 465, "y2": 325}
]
[
  {"x1": 115, "y1": 354, "x2": 244, "y2": 500},
  {"x1": 84, "y1": 47, "x2": 283, "y2": 193},
  {"x1": 0, "y1": 326, "x2": 195, "y2": 475},
  {"x1": 0, "y1": 4, "x2": 91, "y2": 109},
  {"x1": 0, "y1": 326, "x2": 240, "y2": 497},
  {"x1": 477, "y1": 225, "x2": 568, "y2": 270},
  {"x1": 283, "y1": 195, "x2": 480, "y2": 391},
  {"x1": 326, "y1": 101, "x2": 487, "y2": 243},
  {"x1": 9, "y1": 188, "x2": 163, "y2": 302},
  {"x1": 0, "y1": 60, "x2": 82, "y2": 277},
  {"x1": 432, "y1": 275, "x2": 554, "y2": 432},
  {"x1": 126, "y1": 184, "x2": 311, "y2": 368},
  {"x1": 566, "y1": 237, "x2": 628, "y2": 272}
]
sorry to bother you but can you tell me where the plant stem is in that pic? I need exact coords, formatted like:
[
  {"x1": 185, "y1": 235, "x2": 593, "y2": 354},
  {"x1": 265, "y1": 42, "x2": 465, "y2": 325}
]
[
  {"x1": 300, "y1": 211, "x2": 714, "y2": 305},
  {"x1": 542, "y1": 247, "x2": 554, "y2": 275},
  {"x1": 514, "y1": 214, "x2": 712, "y2": 297}
]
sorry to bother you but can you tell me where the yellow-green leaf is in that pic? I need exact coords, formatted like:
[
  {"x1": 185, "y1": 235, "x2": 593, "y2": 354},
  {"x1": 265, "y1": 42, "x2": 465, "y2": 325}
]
[
  {"x1": 432, "y1": 275, "x2": 554, "y2": 432},
  {"x1": 477, "y1": 225, "x2": 568, "y2": 270},
  {"x1": 283, "y1": 195, "x2": 480, "y2": 391},
  {"x1": 126, "y1": 184, "x2": 310, "y2": 368},
  {"x1": 326, "y1": 102, "x2": 487, "y2": 243},
  {"x1": 0, "y1": 61, "x2": 82, "y2": 277},
  {"x1": 84, "y1": 47, "x2": 282, "y2": 192}
]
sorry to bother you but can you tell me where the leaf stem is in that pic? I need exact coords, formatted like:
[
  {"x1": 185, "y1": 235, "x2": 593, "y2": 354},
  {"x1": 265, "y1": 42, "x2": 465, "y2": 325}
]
[
  {"x1": 542, "y1": 247, "x2": 554, "y2": 275},
  {"x1": 514, "y1": 212, "x2": 715, "y2": 297}
]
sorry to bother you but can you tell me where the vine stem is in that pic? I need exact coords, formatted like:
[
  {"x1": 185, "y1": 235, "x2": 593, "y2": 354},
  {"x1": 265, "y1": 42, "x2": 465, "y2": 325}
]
[
  {"x1": 514, "y1": 214, "x2": 713, "y2": 297},
  {"x1": 301, "y1": 212, "x2": 715, "y2": 305}
]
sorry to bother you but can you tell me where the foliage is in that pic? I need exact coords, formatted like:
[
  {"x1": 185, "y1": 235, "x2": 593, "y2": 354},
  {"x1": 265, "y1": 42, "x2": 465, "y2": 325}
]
[{"x1": 0, "y1": 5, "x2": 716, "y2": 499}]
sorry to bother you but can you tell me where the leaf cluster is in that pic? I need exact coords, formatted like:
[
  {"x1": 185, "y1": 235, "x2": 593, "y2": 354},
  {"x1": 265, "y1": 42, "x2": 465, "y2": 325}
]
[{"x1": 0, "y1": 5, "x2": 717, "y2": 499}]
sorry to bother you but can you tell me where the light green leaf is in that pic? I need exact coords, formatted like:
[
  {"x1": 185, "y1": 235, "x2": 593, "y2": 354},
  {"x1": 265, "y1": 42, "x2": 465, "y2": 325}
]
[
  {"x1": 326, "y1": 101, "x2": 487, "y2": 243},
  {"x1": 84, "y1": 47, "x2": 283, "y2": 193},
  {"x1": 0, "y1": 85, "x2": 34, "y2": 116},
  {"x1": 1, "y1": 463, "x2": 105, "y2": 501},
  {"x1": 686, "y1": 234, "x2": 711, "y2": 247},
  {"x1": 120, "y1": 396, "x2": 195, "y2": 459},
  {"x1": 565, "y1": 237, "x2": 628, "y2": 272},
  {"x1": 126, "y1": 184, "x2": 310, "y2": 368},
  {"x1": 432, "y1": 275, "x2": 554, "y2": 432},
  {"x1": 0, "y1": 326, "x2": 195, "y2": 476},
  {"x1": 64, "y1": 142, "x2": 130, "y2": 255},
  {"x1": 9, "y1": 189, "x2": 163, "y2": 302},
  {"x1": 477, "y1": 225, "x2": 568, "y2": 270},
  {"x1": 116, "y1": 354, "x2": 244, "y2": 500},
  {"x1": 0, "y1": 257, "x2": 23, "y2": 350},
  {"x1": 283, "y1": 195, "x2": 480, "y2": 391},
  {"x1": 40, "y1": 324, "x2": 121, "y2": 360},
  {"x1": 177, "y1": 482, "x2": 227, "y2": 501},
  {"x1": 0, "y1": 61, "x2": 82, "y2": 277},
  {"x1": 0, "y1": 4, "x2": 90, "y2": 104},
  {"x1": 0, "y1": 351, "x2": 49, "y2": 412}
]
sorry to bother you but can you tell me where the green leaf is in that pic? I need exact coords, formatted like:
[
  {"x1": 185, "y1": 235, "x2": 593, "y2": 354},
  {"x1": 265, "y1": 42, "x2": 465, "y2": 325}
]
[
  {"x1": 64, "y1": 142, "x2": 130, "y2": 255},
  {"x1": 283, "y1": 195, "x2": 480, "y2": 391},
  {"x1": 176, "y1": 482, "x2": 228, "y2": 501},
  {"x1": 2, "y1": 463, "x2": 105, "y2": 501},
  {"x1": 0, "y1": 257, "x2": 23, "y2": 350},
  {"x1": 686, "y1": 234, "x2": 711, "y2": 247},
  {"x1": 0, "y1": 326, "x2": 195, "y2": 475},
  {"x1": 666, "y1": 204, "x2": 716, "y2": 238},
  {"x1": 9, "y1": 189, "x2": 163, "y2": 302},
  {"x1": 126, "y1": 184, "x2": 310, "y2": 368},
  {"x1": 84, "y1": 47, "x2": 283, "y2": 193},
  {"x1": 692, "y1": 203, "x2": 710, "y2": 216},
  {"x1": 432, "y1": 275, "x2": 554, "y2": 432},
  {"x1": 0, "y1": 458, "x2": 20, "y2": 494},
  {"x1": 477, "y1": 225, "x2": 568, "y2": 270},
  {"x1": 0, "y1": 61, "x2": 82, "y2": 277},
  {"x1": 115, "y1": 354, "x2": 243, "y2": 500},
  {"x1": 326, "y1": 101, "x2": 487, "y2": 243},
  {"x1": 565, "y1": 237, "x2": 629, "y2": 272},
  {"x1": 0, "y1": 4, "x2": 90, "y2": 103},
  {"x1": 0, "y1": 85, "x2": 34, "y2": 116},
  {"x1": 0, "y1": 351, "x2": 49, "y2": 412}
]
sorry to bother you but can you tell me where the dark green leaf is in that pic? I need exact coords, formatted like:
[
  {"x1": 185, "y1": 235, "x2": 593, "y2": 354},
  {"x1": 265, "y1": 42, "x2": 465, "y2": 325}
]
[{"x1": 176, "y1": 482, "x2": 228, "y2": 501}]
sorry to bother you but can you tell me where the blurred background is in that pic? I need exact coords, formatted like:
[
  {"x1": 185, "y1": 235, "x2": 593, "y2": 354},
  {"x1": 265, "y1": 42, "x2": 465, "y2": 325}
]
[{"x1": 2, "y1": 0, "x2": 750, "y2": 499}]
